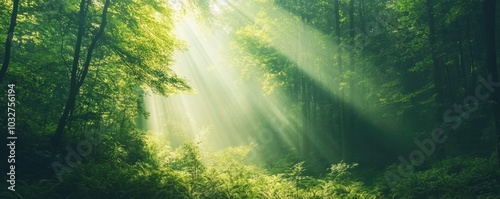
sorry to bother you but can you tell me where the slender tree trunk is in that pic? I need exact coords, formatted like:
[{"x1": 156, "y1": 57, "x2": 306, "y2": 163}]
[
  {"x1": 457, "y1": 21, "x2": 466, "y2": 90},
  {"x1": 334, "y1": 0, "x2": 347, "y2": 161},
  {"x1": 427, "y1": 0, "x2": 446, "y2": 159},
  {"x1": 52, "y1": 0, "x2": 88, "y2": 146},
  {"x1": 349, "y1": 0, "x2": 355, "y2": 101},
  {"x1": 348, "y1": 0, "x2": 356, "y2": 161},
  {"x1": 78, "y1": 0, "x2": 110, "y2": 89},
  {"x1": 466, "y1": 16, "x2": 475, "y2": 91},
  {"x1": 483, "y1": 0, "x2": 500, "y2": 167},
  {"x1": 0, "y1": 0, "x2": 20, "y2": 83},
  {"x1": 52, "y1": 0, "x2": 111, "y2": 146},
  {"x1": 301, "y1": 75, "x2": 308, "y2": 158},
  {"x1": 427, "y1": 0, "x2": 444, "y2": 123},
  {"x1": 298, "y1": 14, "x2": 307, "y2": 158},
  {"x1": 440, "y1": 7, "x2": 453, "y2": 102},
  {"x1": 454, "y1": 23, "x2": 466, "y2": 148},
  {"x1": 358, "y1": 0, "x2": 367, "y2": 112},
  {"x1": 359, "y1": 0, "x2": 365, "y2": 35}
]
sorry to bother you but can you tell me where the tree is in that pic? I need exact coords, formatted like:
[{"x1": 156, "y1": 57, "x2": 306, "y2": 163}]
[
  {"x1": 50, "y1": 0, "x2": 190, "y2": 146},
  {"x1": 333, "y1": 0, "x2": 347, "y2": 161},
  {"x1": 0, "y1": 0, "x2": 20, "y2": 83},
  {"x1": 51, "y1": 0, "x2": 111, "y2": 146},
  {"x1": 347, "y1": 0, "x2": 356, "y2": 162},
  {"x1": 483, "y1": 0, "x2": 500, "y2": 166},
  {"x1": 427, "y1": 0, "x2": 445, "y2": 124}
]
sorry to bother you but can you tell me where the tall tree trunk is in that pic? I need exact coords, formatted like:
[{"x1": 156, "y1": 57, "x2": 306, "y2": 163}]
[
  {"x1": 454, "y1": 22, "x2": 465, "y2": 148},
  {"x1": 348, "y1": 0, "x2": 355, "y2": 102},
  {"x1": 52, "y1": 0, "x2": 88, "y2": 146},
  {"x1": 297, "y1": 12, "x2": 306, "y2": 158},
  {"x1": 427, "y1": 0, "x2": 446, "y2": 159},
  {"x1": 440, "y1": 4, "x2": 452, "y2": 101},
  {"x1": 0, "y1": 0, "x2": 20, "y2": 83},
  {"x1": 359, "y1": 0, "x2": 365, "y2": 35},
  {"x1": 427, "y1": 0, "x2": 444, "y2": 123},
  {"x1": 348, "y1": 0, "x2": 356, "y2": 161},
  {"x1": 301, "y1": 75, "x2": 308, "y2": 158},
  {"x1": 483, "y1": 0, "x2": 500, "y2": 167},
  {"x1": 358, "y1": 0, "x2": 367, "y2": 112},
  {"x1": 334, "y1": 0, "x2": 347, "y2": 161},
  {"x1": 52, "y1": 0, "x2": 111, "y2": 146}
]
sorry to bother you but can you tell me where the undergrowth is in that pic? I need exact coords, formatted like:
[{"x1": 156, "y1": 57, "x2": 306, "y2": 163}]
[{"x1": 1, "y1": 130, "x2": 498, "y2": 199}]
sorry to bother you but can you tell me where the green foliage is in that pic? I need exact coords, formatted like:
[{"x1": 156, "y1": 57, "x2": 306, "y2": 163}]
[
  {"x1": 56, "y1": 163, "x2": 188, "y2": 199},
  {"x1": 290, "y1": 161, "x2": 306, "y2": 198},
  {"x1": 311, "y1": 162, "x2": 379, "y2": 199},
  {"x1": 3, "y1": 163, "x2": 189, "y2": 199},
  {"x1": 1, "y1": 135, "x2": 384, "y2": 199},
  {"x1": 104, "y1": 0, "x2": 191, "y2": 95},
  {"x1": 328, "y1": 161, "x2": 359, "y2": 183},
  {"x1": 143, "y1": 140, "x2": 380, "y2": 199},
  {"x1": 168, "y1": 141, "x2": 206, "y2": 192},
  {"x1": 2, "y1": 0, "x2": 500, "y2": 198},
  {"x1": 232, "y1": 22, "x2": 299, "y2": 94},
  {"x1": 380, "y1": 156, "x2": 500, "y2": 199},
  {"x1": 317, "y1": 180, "x2": 379, "y2": 199}
]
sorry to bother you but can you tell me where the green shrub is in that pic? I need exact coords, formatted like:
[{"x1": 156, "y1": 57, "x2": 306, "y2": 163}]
[
  {"x1": 54, "y1": 162, "x2": 189, "y2": 199},
  {"x1": 382, "y1": 156, "x2": 500, "y2": 199}
]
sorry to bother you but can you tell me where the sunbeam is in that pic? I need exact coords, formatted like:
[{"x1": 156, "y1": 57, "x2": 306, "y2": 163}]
[
  {"x1": 143, "y1": 0, "x2": 402, "y2": 166},
  {"x1": 142, "y1": 17, "x2": 303, "y2": 163},
  {"x1": 10, "y1": 0, "x2": 500, "y2": 197},
  {"x1": 223, "y1": 0, "x2": 400, "y2": 135}
]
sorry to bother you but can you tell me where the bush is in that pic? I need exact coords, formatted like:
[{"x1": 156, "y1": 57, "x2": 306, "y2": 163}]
[
  {"x1": 381, "y1": 156, "x2": 500, "y2": 199},
  {"x1": 58, "y1": 163, "x2": 189, "y2": 199}
]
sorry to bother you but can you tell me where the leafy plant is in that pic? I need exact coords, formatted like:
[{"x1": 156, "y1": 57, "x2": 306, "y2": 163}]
[{"x1": 381, "y1": 156, "x2": 500, "y2": 199}]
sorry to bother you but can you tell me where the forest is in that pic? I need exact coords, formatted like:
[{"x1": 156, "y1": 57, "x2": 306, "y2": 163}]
[{"x1": 1, "y1": 0, "x2": 500, "y2": 198}]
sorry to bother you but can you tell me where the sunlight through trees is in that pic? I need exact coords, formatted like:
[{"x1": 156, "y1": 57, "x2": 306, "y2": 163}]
[{"x1": 1, "y1": 0, "x2": 499, "y2": 198}]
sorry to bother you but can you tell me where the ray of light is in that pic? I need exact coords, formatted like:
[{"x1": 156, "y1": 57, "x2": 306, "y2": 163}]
[
  {"x1": 143, "y1": 0, "x2": 403, "y2": 164},
  {"x1": 218, "y1": 0, "x2": 400, "y2": 135},
  {"x1": 143, "y1": 17, "x2": 302, "y2": 163}
]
